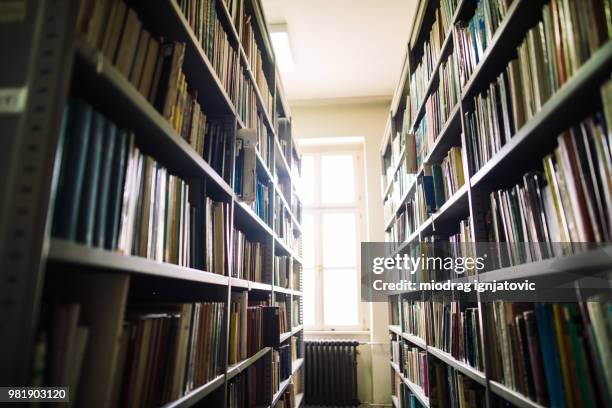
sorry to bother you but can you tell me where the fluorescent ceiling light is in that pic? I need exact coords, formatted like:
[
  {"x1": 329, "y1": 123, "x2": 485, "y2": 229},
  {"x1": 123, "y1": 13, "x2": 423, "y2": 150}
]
[{"x1": 270, "y1": 24, "x2": 295, "y2": 72}]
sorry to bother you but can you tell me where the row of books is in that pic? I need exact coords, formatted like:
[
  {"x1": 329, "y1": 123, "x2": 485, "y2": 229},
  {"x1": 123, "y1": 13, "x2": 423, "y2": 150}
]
[
  {"x1": 484, "y1": 301, "x2": 612, "y2": 407},
  {"x1": 430, "y1": 301, "x2": 484, "y2": 371},
  {"x1": 290, "y1": 188, "x2": 302, "y2": 227},
  {"x1": 228, "y1": 297, "x2": 282, "y2": 363},
  {"x1": 177, "y1": 0, "x2": 271, "y2": 136},
  {"x1": 385, "y1": 202, "x2": 418, "y2": 250},
  {"x1": 148, "y1": 41, "x2": 217, "y2": 166},
  {"x1": 516, "y1": 0, "x2": 610, "y2": 121},
  {"x1": 122, "y1": 303, "x2": 224, "y2": 406},
  {"x1": 291, "y1": 336, "x2": 303, "y2": 362},
  {"x1": 409, "y1": 0, "x2": 460, "y2": 124},
  {"x1": 81, "y1": 0, "x2": 241, "y2": 187},
  {"x1": 274, "y1": 255, "x2": 292, "y2": 288},
  {"x1": 383, "y1": 156, "x2": 418, "y2": 224},
  {"x1": 227, "y1": 353, "x2": 272, "y2": 407},
  {"x1": 424, "y1": 52, "x2": 460, "y2": 146},
  {"x1": 116, "y1": 143, "x2": 194, "y2": 265},
  {"x1": 202, "y1": 120, "x2": 236, "y2": 186},
  {"x1": 241, "y1": 12, "x2": 274, "y2": 117},
  {"x1": 487, "y1": 111, "x2": 612, "y2": 269},
  {"x1": 177, "y1": 0, "x2": 238, "y2": 114},
  {"x1": 53, "y1": 100, "x2": 230, "y2": 273},
  {"x1": 393, "y1": 372, "x2": 426, "y2": 408},
  {"x1": 41, "y1": 298, "x2": 226, "y2": 408},
  {"x1": 232, "y1": 229, "x2": 267, "y2": 282},
  {"x1": 274, "y1": 193, "x2": 294, "y2": 247},
  {"x1": 429, "y1": 146, "x2": 465, "y2": 209},
  {"x1": 414, "y1": 117, "x2": 427, "y2": 171},
  {"x1": 254, "y1": 179, "x2": 272, "y2": 225},
  {"x1": 224, "y1": 0, "x2": 275, "y2": 119},
  {"x1": 233, "y1": 131, "x2": 272, "y2": 225},
  {"x1": 202, "y1": 197, "x2": 231, "y2": 274},
  {"x1": 257, "y1": 117, "x2": 272, "y2": 167},
  {"x1": 413, "y1": 146, "x2": 463, "y2": 226},
  {"x1": 277, "y1": 299, "x2": 290, "y2": 334},
  {"x1": 402, "y1": 301, "x2": 428, "y2": 341},
  {"x1": 466, "y1": 0, "x2": 611, "y2": 173},
  {"x1": 402, "y1": 345, "x2": 429, "y2": 397},
  {"x1": 292, "y1": 298, "x2": 301, "y2": 328},
  {"x1": 228, "y1": 293, "x2": 247, "y2": 366},
  {"x1": 449, "y1": 218, "x2": 473, "y2": 247},
  {"x1": 454, "y1": 0, "x2": 514, "y2": 86},
  {"x1": 391, "y1": 340, "x2": 401, "y2": 367},
  {"x1": 430, "y1": 361, "x2": 484, "y2": 408},
  {"x1": 78, "y1": 0, "x2": 185, "y2": 121},
  {"x1": 277, "y1": 118, "x2": 292, "y2": 163},
  {"x1": 383, "y1": 130, "x2": 405, "y2": 189},
  {"x1": 273, "y1": 344, "x2": 292, "y2": 384}
]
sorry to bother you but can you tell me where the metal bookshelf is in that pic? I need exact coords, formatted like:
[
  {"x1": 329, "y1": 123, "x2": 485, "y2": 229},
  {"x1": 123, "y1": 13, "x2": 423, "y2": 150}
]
[
  {"x1": 382, "y1": 0, "x2": 612, "y2": 407},
  {"x1": 0, "y1": 0, "x2": 304, "y2": 406}
]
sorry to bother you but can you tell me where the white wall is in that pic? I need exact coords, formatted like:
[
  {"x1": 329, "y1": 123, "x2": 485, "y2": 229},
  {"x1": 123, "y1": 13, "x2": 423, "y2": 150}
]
[{"x1": 291, "y1": 97, "x2": 391, "y2": 406}]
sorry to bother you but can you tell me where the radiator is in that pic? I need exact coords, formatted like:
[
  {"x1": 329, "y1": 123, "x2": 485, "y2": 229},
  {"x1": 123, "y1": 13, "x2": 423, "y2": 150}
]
[{"x1": 305, "y1": 340, "x2": 360, "y2": 407}]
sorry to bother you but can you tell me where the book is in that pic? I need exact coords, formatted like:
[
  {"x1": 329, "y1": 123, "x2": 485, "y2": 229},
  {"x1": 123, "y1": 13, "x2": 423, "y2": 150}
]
[
  {"x1": 401, "y1": 344, "x2": 428, "y2": 396},
  {"x1": 76, "y1": 111, "x2": 105, "y2": 245},
  {"x1": 430, "y1": 359, "x2": 484, "y2": 408},
  {"x1": 52, "y1": 100, "x2": 93, "y2": 240},
  {"x1": 232, "y1": 228, "x2": 266, "y2": 282},
  {"x1": 94, "y1": 120, "x2": 117, "y2": 248}
]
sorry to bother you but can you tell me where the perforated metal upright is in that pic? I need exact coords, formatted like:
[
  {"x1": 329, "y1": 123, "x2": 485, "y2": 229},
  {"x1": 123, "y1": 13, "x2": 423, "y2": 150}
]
[{"x1": 0, "y1": 0, "x2": 78, "y2": 386}]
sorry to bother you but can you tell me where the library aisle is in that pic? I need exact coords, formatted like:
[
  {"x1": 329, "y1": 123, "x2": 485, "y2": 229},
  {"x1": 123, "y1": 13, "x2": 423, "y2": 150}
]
[{"x1": 0, "y1": 0, "x2": 611, "y2": 408}]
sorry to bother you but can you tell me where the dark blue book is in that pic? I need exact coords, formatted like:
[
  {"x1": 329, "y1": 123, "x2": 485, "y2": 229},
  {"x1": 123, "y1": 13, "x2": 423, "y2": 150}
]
[
  {"x1": 94, "y1": 120, "x2": 117, "y2": 248},
  {"x1": 52, "y1": 99, "x2": 93, "y2": 240},
  {"x1": 105, "y1": 130, "x2": 129, "y2": 250},
  {"x1": 422, "y1": 174, "x2": 436, "y2": 214},
  {"x1": 77, "y1": 111, "x2": 105, "y2": 245},
  {"x1": 535, "y1": 304, "x2": 567, "y2": 408}
]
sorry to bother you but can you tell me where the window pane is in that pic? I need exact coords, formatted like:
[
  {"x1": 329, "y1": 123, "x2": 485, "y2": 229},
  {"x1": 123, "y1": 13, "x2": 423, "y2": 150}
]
[
  {"x1": 303, "y1": 268, "x2": 315, "y2": 327},
  {"x1": 321, "y1": 155, "x2": 355, "y2": 204},
  {"x1": 322, "y1": 212, "x2": 357, "y2": 267},
  {"x1": 323, "y1": 269, "x2": 358, "y2": 326},
  {"x1": 301, "y1": 155, "x2": 315, "y2": 204},
  {"x1": 302, "y1": 212, "x2": 315, "y2": 268}
]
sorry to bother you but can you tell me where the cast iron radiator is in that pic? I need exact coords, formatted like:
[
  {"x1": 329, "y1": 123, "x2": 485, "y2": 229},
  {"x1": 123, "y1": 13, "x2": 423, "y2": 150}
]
[{"x1": 304, "y1": 340, "x2": 360, "y2": 407}]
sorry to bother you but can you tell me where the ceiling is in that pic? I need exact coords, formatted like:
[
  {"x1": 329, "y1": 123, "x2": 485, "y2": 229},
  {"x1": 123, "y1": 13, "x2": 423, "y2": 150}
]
[{"x1": 261, "y1": 0, "x2": 418, "y2": 101}]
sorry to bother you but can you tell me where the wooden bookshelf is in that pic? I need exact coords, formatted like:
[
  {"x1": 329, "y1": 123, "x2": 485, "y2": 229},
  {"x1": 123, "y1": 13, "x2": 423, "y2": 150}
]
[
  {"x1": 0, "y1": 0, "x2": 304, "y2": 406},
  {"x1": 383, "y1": 0, "x2": 612, "y2": 407}
]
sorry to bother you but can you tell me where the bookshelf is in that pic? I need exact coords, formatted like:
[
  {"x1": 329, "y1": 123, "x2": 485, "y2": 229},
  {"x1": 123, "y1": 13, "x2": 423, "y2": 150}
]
[
  {"x1": 383, "y1": 0, "x2": 612, "y2": 407},
  {"x1": 0, "y1": 0, "x2": 304, "y2": 407}
]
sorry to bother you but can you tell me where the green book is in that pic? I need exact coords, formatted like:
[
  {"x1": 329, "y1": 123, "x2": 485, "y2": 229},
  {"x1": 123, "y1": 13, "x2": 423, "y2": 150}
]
[
  {"x1": 77, "y1": 111, "x2": 105, "y2": 245},
  {"x1": 53, "y1": 99, "x2": 93, "y2": 240},
  {"x1": 564, "y1": 304, "x2": 596, "y2": 407}
]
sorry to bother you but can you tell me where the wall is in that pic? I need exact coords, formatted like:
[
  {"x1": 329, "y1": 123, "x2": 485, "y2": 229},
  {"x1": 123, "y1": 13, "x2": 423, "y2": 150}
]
[{"x1": 291, "y1": 97, "x2": 391, "y2": 406}]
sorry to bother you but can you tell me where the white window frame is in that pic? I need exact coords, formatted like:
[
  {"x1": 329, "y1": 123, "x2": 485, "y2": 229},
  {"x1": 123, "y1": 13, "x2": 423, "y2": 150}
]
[{"x1": 301, "y1": 143, "x2": 367, "y2": 331}]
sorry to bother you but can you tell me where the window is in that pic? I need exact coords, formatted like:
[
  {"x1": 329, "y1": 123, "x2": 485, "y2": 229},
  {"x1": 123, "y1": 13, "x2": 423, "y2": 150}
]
[{"x1": 300, "y1": 145, "x2": 365, "y2": 330}]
